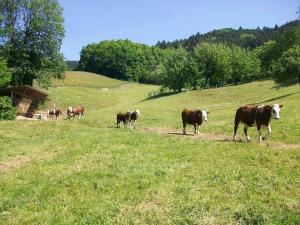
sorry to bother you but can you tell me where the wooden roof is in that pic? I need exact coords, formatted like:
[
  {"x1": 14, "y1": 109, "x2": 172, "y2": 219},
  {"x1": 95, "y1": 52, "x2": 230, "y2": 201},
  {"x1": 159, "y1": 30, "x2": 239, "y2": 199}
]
[{"x1": 0, "y1": 85, "x2": 48, "y2": 100}]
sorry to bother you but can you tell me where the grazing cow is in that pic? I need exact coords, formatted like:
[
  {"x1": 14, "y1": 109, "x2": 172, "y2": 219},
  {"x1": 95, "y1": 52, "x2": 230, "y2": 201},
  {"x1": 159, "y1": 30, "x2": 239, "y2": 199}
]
[
  {"x1": 233, "y1": 104, "x2": 283, "y2": 142},
  {"x1": 181, "y1": 109, "x2": 209, "y2": 134},
  {"x1": 116, "y1": 112, "x2": 130, "y2": 128},
  {"x1": 67, "y1": 106, "x2": 84, "y2": 119},
  {"x1": 48, "y1": 109, "x2": 62, "y2": 120},
  {"x1": 128, "y1": 109, "x2": 140, "y2": 129}
]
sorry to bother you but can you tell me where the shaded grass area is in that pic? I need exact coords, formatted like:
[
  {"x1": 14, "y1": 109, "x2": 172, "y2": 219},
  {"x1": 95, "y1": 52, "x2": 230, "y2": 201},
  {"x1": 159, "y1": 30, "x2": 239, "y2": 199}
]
[{"x1": 0, "y1": 72, "x2": 299, "y2": 224}]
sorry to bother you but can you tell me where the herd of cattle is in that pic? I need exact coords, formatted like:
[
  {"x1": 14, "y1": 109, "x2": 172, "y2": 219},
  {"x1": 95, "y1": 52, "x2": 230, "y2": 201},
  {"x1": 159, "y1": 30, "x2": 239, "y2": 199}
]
[{"x1": 47, "y1": 103, "x2": 283, "y2": 142}]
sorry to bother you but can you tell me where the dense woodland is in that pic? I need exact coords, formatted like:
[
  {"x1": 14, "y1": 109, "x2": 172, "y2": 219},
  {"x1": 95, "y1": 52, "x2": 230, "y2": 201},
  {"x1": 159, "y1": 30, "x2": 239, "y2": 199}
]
[
  {"x1": 156, "y1": 21, "x2": 300, "y2": 50},
  {"x1": 78, "y1": 20, "x2": 300, "y2": 91}
]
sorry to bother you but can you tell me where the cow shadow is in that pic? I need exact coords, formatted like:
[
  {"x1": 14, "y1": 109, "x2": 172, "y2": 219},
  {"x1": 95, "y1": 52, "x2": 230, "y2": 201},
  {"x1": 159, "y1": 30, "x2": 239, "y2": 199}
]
[{"x1": 168, "y1": 132, "x2": 194, "y2": 136}]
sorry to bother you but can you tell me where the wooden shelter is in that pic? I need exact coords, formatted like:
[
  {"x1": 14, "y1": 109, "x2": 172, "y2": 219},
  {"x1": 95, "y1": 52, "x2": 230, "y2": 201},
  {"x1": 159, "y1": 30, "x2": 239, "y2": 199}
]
[{"x1": 0, "y1": 85, "x2": 48, "y2": 118}]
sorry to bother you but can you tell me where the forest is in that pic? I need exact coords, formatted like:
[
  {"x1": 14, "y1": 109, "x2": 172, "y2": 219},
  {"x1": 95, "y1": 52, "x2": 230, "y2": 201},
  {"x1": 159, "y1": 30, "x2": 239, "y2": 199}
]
[{"x1": 78, "y1": 20, "x2": 300, "y2": 92}]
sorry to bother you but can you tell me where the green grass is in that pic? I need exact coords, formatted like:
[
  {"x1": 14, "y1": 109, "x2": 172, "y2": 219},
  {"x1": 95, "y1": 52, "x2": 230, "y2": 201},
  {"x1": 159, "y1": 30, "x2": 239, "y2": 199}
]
[{"x1": 0, "y1": 72, "x2": 299, "y2": 224}]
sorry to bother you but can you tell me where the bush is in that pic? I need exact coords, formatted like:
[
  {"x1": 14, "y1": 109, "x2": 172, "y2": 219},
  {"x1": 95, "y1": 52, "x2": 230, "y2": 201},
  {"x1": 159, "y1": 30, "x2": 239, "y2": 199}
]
[{"x1": 0, "y1": 96, "x2": 16, "y2": 120}]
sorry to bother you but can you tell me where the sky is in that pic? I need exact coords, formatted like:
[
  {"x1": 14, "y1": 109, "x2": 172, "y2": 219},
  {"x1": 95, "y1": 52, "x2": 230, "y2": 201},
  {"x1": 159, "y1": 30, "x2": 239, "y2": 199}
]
[{"x1": 58, "y1": 0, "x2": 299, "y2": 60}]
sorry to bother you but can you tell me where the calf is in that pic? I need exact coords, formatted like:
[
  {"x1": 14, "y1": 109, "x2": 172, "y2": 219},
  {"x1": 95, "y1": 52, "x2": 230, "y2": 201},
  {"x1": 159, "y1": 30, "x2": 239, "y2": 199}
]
[
  {"x1": 233, "y1": 104, "x2": 283, "y2": 142},
  {"x1": 181, "y1": 109, "x2": 209, "y2": 134},
  {"x1": 117, "y1": 112, "x2": 130, "y2": 128},
  {"x1": 48, "y1": 109, "x2": 62, "y2": 120}
]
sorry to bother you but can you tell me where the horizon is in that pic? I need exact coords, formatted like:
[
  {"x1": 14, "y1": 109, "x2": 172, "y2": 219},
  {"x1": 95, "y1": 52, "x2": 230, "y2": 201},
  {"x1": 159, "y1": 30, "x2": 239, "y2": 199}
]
[{"x1": 58, "y1": 0, "x2": 299, "y2": 60}]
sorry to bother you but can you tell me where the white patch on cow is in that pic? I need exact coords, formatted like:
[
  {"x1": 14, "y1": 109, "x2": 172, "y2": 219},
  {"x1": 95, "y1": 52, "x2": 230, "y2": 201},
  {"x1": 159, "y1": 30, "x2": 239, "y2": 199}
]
[
  {"x1": 233, "y1": 134, "x2": 238, "y2": 141},
  {"x1": 271, "y1": 104, "x2": 281, "y2": 119},
  {"x1": 201, "y1": 110, "x2": 208, "y2": 121}
]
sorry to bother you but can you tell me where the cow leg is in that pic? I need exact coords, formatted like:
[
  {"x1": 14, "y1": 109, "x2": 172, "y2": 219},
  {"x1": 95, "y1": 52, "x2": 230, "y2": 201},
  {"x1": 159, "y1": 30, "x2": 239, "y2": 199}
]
[
  {"x1": 194, "y1": 124, "x2": 199, "y2": 135},
  {"x1": 263, "y1": 125, "x2": 271, "y2": 140},
  {"x1": 132, "y1": 120, "x2": 136, "y2": 129},
  {"x1": 233, "y1": 120, "x2": 239, "y2": 141},
  {"x1": 257, "y1": 125, "x2": 262, "y2": 142},
  {"x1": 244, "y1": 125, "x2": 251, "y2": 142},
  {"x1": 183, "y1": 122, "x2": 186, "y2": 134}
]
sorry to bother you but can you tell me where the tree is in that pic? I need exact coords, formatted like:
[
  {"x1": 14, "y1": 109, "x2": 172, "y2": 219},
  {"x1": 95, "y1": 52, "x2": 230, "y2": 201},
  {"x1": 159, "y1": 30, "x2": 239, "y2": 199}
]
[
  {"x1": 0, "y1": 57, "x2": 11, "y2": 87},
  {"x1": 161, "y1": 48, "x2": 189, "y2": 92},
  {"x1": 78, "y1": 40, "x2": 165, "y2": 84},
  {"x1": 272, "y1": 45, "x2": 300, "y2": 86},
  {"x1": 185, "y1": 54, "x2": 203, "y2": 90},
  {"x1": 230, "y1": 46, "x2": 261, "y2": 84},
  {"x1": 0, "y1": 0, "x2": 66, "y2": 88},
  {"x1": 194, "y1": 43, "x2": 232, "y2": 87}
]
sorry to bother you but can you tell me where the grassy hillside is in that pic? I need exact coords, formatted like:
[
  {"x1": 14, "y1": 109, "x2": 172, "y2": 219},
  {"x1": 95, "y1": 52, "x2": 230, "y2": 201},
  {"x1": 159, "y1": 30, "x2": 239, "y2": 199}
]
[{"x1": 0, "y1": 72, "x2": 299, "y2": 224}]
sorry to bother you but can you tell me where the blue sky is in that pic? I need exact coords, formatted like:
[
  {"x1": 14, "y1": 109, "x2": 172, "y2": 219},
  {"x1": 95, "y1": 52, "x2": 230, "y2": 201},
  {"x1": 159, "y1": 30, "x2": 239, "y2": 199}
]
[{"x1": 58, "y1": 0, "x2": 299, "y2": 60}]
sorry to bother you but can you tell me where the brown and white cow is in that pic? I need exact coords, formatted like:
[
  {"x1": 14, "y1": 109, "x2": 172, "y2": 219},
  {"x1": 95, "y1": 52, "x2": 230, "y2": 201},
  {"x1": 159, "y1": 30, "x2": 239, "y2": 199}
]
[
  {"x1": 116, "y1": 111, "x2": 130, "y2": 128},
  {"x1": 116, "y1": 109, "x2": 140, "y2": 129},
  {"x1": 67, "y1": 106, "x2": 84, "y2": 119},
  {"x1": 48, "y1": 109, "x2": 62, "y2": 120},
  {"x1": 233, "y1": 104, "x2": 283, "y2": 142},
  {"x1": 128, "y1": 109, "x2": 140, "y2": 129},
  {"x1": 181, "y1": 108, "x2": 209, "y2": 135}
]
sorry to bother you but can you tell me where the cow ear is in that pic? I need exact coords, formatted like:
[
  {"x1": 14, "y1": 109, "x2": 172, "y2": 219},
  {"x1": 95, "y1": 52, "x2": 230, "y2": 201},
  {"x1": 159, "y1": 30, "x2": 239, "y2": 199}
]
[
  {"x1": 279, "y1": 104, "x2": 283, "y2": 108},
  {"x1": 207, "y1": 111, "x2": 210, "y2": 114}
]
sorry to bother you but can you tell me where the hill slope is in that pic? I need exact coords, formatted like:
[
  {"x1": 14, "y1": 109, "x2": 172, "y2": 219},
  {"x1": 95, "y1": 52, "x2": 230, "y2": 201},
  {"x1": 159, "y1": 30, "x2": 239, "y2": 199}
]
[{"x1": 0, "y1": 72, "x2": 299, "y2": 224}]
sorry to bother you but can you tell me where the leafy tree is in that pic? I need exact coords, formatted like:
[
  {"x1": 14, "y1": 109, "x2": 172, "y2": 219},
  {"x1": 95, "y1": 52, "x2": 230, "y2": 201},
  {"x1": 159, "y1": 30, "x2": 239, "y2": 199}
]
[
  {"x1": 0, "y1": 0, "x2": 66, "y2": 88},
  {"x1": 0, "y1": 57, "x2": 11, "y2": 87},
  {"x1": 78, "y1": 40, "x2": 164, "y2": 83},
  {"x1": 194, "y1": 43, "x2": 232, "y2": 87},
  {"x1": 161, "y1": 48, "x2": 188, "y2": 92},
  {"x1": 230, "y1": 46, "x2": 261, "y2": 84},
  {"x1": 0, "y1": 96, "x2": 16, "y2": 120},
  {"x1": 185, "y1": 54, "x2": 203, "y2": 90},
  {"x1": 272, "y1": 45, "x2": 300, "y2": 86}
]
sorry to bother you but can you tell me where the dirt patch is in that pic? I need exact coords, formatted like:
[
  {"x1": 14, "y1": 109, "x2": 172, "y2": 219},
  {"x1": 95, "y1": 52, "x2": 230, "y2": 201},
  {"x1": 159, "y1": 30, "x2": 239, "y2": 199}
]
[
  {"x1": 138, "y1": 127, "x2": 300, "y2": 150},
  {"x1": 139, "y1": 127, "x2": 230, "y2": 141},
  {"x1": 0, "y1": 155, "x2": 32, "y2": 172}
]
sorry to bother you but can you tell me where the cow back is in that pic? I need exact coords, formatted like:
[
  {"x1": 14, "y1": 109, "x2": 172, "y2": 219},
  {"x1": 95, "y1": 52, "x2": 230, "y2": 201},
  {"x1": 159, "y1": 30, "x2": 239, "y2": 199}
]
[{"x1": 182, "y1": 109, "x2": 202, "y2": 125}]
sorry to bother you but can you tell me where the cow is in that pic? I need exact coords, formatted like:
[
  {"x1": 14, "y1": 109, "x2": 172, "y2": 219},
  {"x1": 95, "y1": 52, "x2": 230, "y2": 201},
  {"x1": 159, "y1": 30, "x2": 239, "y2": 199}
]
[
  {"x1": 233, "y1": 104, "x2": 283, "y2": 142},
  {"x1": 116, "y1": 111, "x2": 130, "y2": 128},
  {"x1": 181, "y1": 109, "x2": 209, "y2": 135},
  {"x1": 128, "y1": 109, "x2": 140, "y2": 129},
  {"x1": 48, "y1": 109, "x2": 62, "y2": 120},
  {"x1": 116, "y1": 109, "x2": 140, "y2": 129},
  {"x1": 67, "y1": 106, "x2": 84, "y2": 119}
]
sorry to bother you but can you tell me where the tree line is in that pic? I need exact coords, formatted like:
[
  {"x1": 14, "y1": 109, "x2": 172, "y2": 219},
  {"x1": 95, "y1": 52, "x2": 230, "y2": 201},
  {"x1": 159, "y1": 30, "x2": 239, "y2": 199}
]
[
  {"x1": 78, "y1": 21, "x2": 300, "y2": 91},
  {"x1": 156, "y1": 20, "x2": 300, "y2": 51}
]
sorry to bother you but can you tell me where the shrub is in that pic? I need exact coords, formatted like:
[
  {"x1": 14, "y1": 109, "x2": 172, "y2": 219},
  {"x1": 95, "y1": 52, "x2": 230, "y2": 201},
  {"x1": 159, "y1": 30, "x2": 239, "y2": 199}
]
[{"x1": 0, "y1": 96, "x2": 16, "y2": 120}]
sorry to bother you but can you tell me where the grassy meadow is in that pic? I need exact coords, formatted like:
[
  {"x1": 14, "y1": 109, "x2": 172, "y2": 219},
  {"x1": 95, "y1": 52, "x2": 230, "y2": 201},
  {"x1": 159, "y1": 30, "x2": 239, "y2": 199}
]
[{"x1": 0, "y1": 71, "x2": 299, "y2": 224}]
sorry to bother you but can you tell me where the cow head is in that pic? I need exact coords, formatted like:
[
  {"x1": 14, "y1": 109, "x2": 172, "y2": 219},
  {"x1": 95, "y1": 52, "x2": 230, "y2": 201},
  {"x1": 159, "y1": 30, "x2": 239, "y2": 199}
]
[
  {"x1": 67, "y1": 106, "x2": 73, "y2": 118},
  {"x1": 271, "y1": 104, "x2": 283, "y2": 119},
  {"x1": 201, "y1": 110, "x2": 209, "y2": 121},
  {"x1": 135, "y1": 109, "x2": 140, "y2": 117}
]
